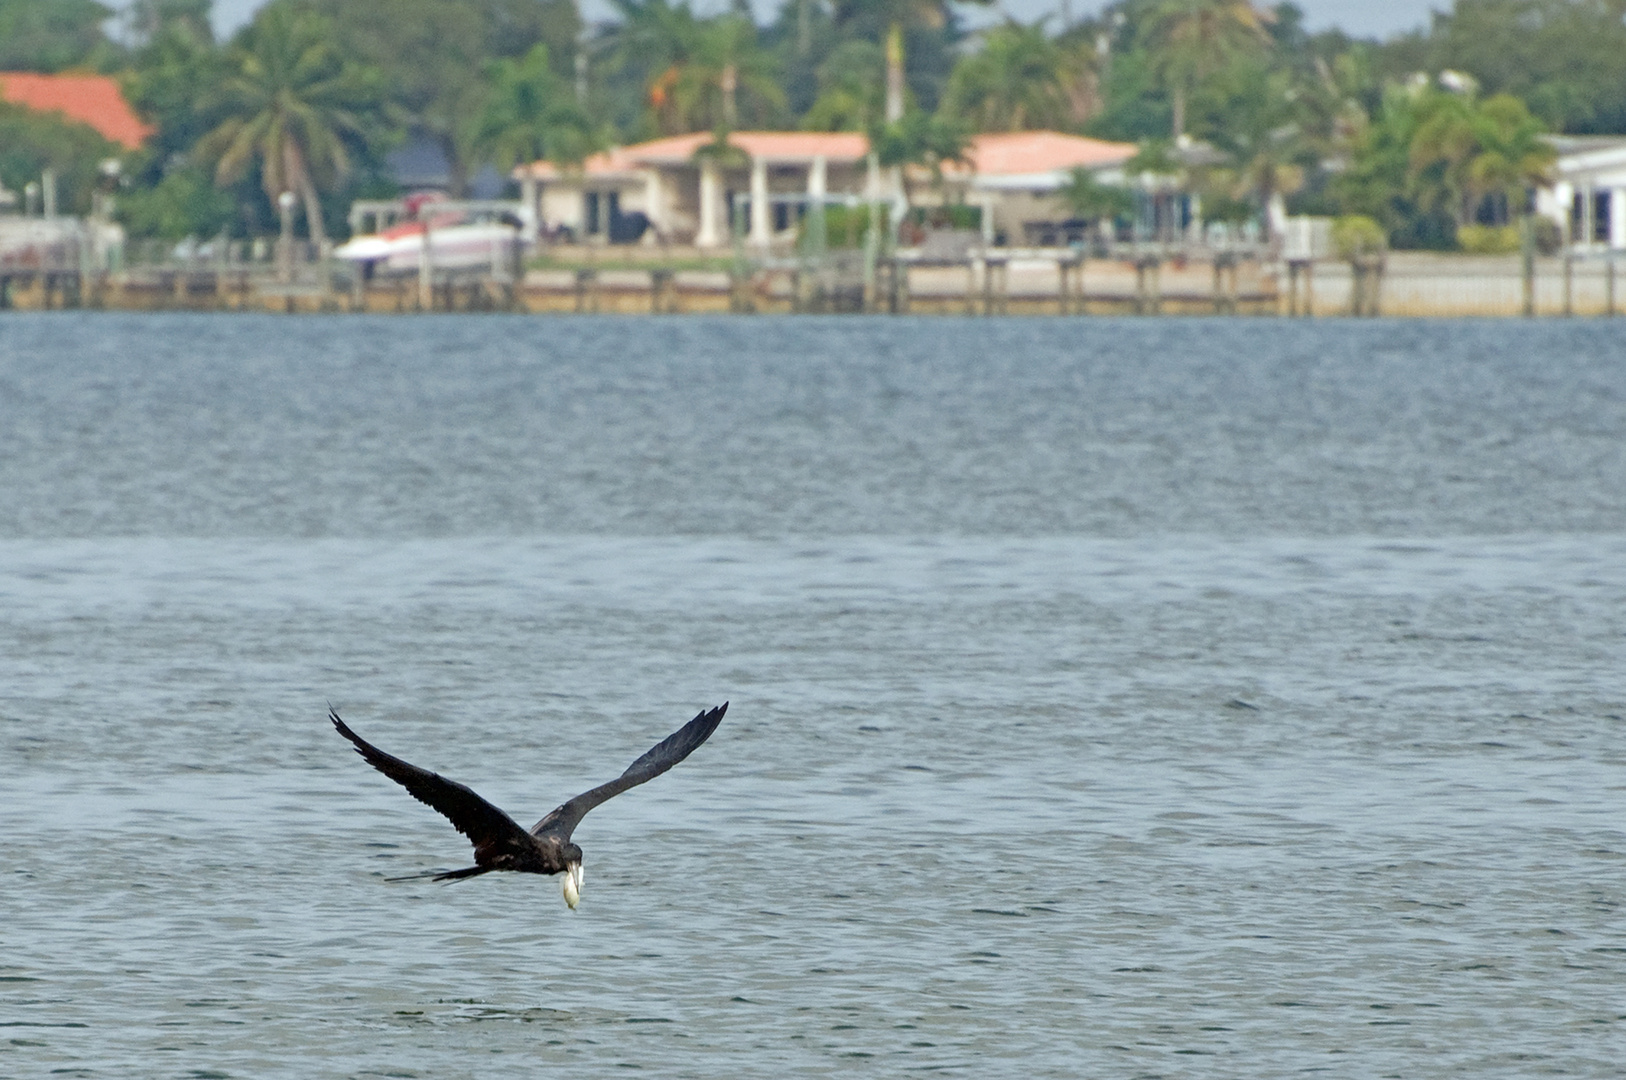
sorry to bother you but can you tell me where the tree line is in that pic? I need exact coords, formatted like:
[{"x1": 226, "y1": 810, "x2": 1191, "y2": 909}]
[{"x1": 2, "y1": 0, "x2": 1623, "y2": 250}]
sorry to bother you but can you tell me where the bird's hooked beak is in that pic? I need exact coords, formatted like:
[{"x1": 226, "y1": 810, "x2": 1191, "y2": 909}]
[{"x1": 562, "y1": 861, "x2": 584, "y2": 909}]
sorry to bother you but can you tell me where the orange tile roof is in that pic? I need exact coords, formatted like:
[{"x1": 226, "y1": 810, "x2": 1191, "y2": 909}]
[
  {"x1": 954, "y1": 131, "x2": 1137, "y2": 177},
  {"x1": 517, "y1": 130, "x2": 872, "y2": 178},
  {"x1": 517, "y1": 130, "x2": 1138, "y2": 182},
  {"x1": 606, "y1": 131, "x2": 871, "y2": 165},
  {"x1": 517, "y1": 145, "x2": 648, "y2": 181},
  {"x1": 725, "y1": 130, "x2": 878, "y2": 162},
  {"x1": 617, "y1": 132, "x2": 719, "y2": 164},
  {"x1": 0, "y1": 72, "x2": 152, "y2": 149}
]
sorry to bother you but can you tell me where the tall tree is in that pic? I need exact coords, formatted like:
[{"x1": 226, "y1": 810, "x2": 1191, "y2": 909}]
[
  {"x1": 121, "y1": 9, "x2": 239, "y2": 237},
  {"x1": 300, "y1": 0, "x2": 579, "y2": 195},
  {"x1": 602, "y1": 0, "x2": 706, "y2": 135},
  {"x1": 0, "y1": 101, "x2": 120, "y2": 215},
  {"x1": 128, "y1": 0, "x2": 213, "y2": 45},
  {"x1": 801, "y1": 37, "x2": 883, "y2": 131},
  {"x1": 0, "y1": 0, "x2": 112, "y2": 72},
  {"x1": 1334, "y1": 84, "x2": 1448, "y2": 247},
  {"x1": 1463, "y1": 93, "x2": 1555, "y2": 223},
  {"x1": 1420, "y1": 0, "x2": 1626, "y2": 133},
  {"x1": 1336, "y1": 81, "x2": 1553, "y2": 247},
  {"x1": 1405, "y1": 89, "x2": 1480, "y2": 226},
  {"x1": 475, "y1": 43, "x2": 599, "y2": 168},
  {"x1": 829, "y1": 0, "x2": 991, "y2": 115},
  {"x1": 1190, "y1": 59, "x2": 1311, "y2": 238},
  {"x1": 609, "y1": 3, "x2": 783, "y2": 135},
  {"x1": 941, "y1": 21, "x2": 1074, "y2": 132},
  {"x1": 197, "y1": 5, "x2": 382, "y2": 245},
  {"x1": 1409, "y1": 88, "x2": 1554, "y2": 226},
  {"x1": 657, "y1": 13, "x2": 784, "y2": 132},
  {"x1": 1138, "y1": 0, "x2": 1271, "y2": 139},
  {"x1": 124, "y1": 9, "x2": 226, "y2": 164}
]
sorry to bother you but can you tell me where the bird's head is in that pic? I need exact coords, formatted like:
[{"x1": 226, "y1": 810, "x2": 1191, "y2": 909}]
[{"x1": 561, "y1": 844, "x2": 584, "y2": 909}]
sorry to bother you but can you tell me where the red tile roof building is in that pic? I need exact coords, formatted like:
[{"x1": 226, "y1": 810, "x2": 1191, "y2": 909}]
[{"x1": 0, "y1": 72, "x2": 152, "y2": 149}]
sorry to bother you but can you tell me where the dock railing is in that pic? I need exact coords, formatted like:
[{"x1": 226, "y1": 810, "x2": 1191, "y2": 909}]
[{"x1": 2, "y1": 216, "x2": 1622, "y2": 316}]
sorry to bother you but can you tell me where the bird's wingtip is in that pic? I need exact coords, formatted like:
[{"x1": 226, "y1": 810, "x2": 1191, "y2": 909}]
[{"x1": 329, "y1": 707, "x2": 361, "y2": 744}]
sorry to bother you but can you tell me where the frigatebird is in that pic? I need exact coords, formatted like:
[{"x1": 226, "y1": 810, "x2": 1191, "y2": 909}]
[{"x1": 330, "y1": 703, "x2": 727, "y2": 907}]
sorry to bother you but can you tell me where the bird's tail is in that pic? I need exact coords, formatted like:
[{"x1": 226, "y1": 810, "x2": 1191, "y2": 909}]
[{"x1": 384, "y1": 865, "x2": 491, "y2": 883}]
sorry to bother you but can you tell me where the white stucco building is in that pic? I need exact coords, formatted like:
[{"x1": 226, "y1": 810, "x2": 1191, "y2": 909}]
[
  {"x1": 515, "y1": 131, "x2": 872, "y2": 248},
  {"x1": 514, "y1": 130, "x2": 1139, "y2": 249},
  {"x1": 1537, "y1": 135, "x2": 1626, "y2": 252}
]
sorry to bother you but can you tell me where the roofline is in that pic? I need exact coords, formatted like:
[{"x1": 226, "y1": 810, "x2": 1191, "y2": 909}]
[{"x1": 517, "y1": 130, "x2": 1144, "y2": 182}]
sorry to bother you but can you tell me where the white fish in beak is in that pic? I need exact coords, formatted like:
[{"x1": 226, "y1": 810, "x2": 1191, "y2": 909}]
[{"x1": 562, "y1": 862, "x2": 584, "y2": 909}]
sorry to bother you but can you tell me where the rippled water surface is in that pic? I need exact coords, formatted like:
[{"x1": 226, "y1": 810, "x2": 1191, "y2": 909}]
[{"x1": 1, "y1": 314, "x2": 1623, "y2": 1078}]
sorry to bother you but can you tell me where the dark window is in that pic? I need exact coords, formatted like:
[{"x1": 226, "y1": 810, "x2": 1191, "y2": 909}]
[
  {"x1": 585, "y1": 192, "x2": 601, "y2": 235},
  {"x1": 1596, "y1": 190, "x2": 1611, "y2": 243}
]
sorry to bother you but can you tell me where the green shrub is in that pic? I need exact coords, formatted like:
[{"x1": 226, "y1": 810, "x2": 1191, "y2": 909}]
[
  {"x1": 1332, "y1": 215, "x2": 1387, "y2": 259},
  {"x1": 1457, "y1": 224, "x2": 1522, "y2": 254},
  {"x1": 0, "y1": 101, "x2": 118, "y2": 216},
  {"x1": 907, "y1": 204, "x2": 982, "y2": 231},
  {"x1": 116, "y1": 166, "x2": 237, "y2": 239},
  {"x1": 802, "y1": 202, "x2": 892, "y2": 249}
]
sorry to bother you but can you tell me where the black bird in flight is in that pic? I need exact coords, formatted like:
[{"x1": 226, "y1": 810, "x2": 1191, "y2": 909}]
[{"x1": 330, "y1": 703, "x2": 727, "y2": 907}]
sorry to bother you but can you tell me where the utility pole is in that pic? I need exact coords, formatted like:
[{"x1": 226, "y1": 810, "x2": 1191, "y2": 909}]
[
  {"x1": 277, "y1": 190, "x2": 295, "y2": 283},
  {"x1": 885, "y1": 23, "x2": 905, "y2": 123}
]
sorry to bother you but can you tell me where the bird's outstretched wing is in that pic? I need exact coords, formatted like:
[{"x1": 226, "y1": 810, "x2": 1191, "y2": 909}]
[
  {"x1": 331, "y1": 709, "x2": 534, "y2": 863},
  {"x1": 531, "y1": 703, "x2": 727, "y2": 842}
]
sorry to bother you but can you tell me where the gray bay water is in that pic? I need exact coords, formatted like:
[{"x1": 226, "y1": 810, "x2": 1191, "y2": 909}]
[{"x1": 1, "y1": 314, "x2": 1623, "y2": 1078}]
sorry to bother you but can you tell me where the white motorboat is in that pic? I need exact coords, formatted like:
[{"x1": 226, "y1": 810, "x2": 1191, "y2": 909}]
[{"x1": 335, "y1": 212, "x2": 519, "y2": 274}]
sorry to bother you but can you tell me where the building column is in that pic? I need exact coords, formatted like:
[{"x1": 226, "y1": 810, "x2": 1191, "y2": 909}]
[
  {"x1": 1553, "y1": 181, "x2": 1573, "y2": 244},
  {"x1": 643, "y1": 169, "x2": 664, "y2": 239},
  {"x1": 1611, "y1": 186, "x2": 1626, "y2": 250},
  {"x1": 697, "y1": 159, "x2": 722, "y2": 248},
  {"x1": 750, "y1": 155, "x2": 771, "y2": 248},
  {"x1": 807, "y1": 155, "x2": 827, "y2": 203},
  {"x1": 519, "y1": 175, "x2": 539, "y2": 243}
]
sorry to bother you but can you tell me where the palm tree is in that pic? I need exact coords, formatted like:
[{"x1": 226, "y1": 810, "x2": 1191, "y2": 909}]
[
  {"x1": 198, "y1": 6, "x2": 379, "y2": 246},
  {"x1": 298, "y1": 0, "x2": 572, "y2": 197},
  {"x1": 665, "y1": 13, "x2": 784, "y2": 132},
  {"x1": 606, "y1": 0, "x2": 705, "y2": 133},
  {"x1": 1407, "y1": 90, "x2": 1480, "y2": 227},
  {"x1": 1191, "y1": 62, "x2": 1310, "y2": 239},
  {"x1": 1061, "y1": 167, "x2": 1134, "y2": 220},
  {"x1": 611, "y1": 2, "x2": 781, "y2": 134},
  {"x1": 870, "y1": 106, "x2": 969, "y2": 227},
  {"x1": 941, "y1": 20, "x2": 1071, "y2": 132},
  {"x1": 872, "y1": 108, "x2": 968, "y2": 177},
  {"x1": 1465, "y1": 94, "x2": 1554, "y2": 225},
  {"x1": 829, "y1": 0, "x2": 992, "y2": 120},
  {"x1": 802, "y1": 38, "x2": 884, "y2": 131},
  {"x1": 475, "y1": 43, "x2": 600, "y2": 170},
  {"x1": 1408, "y1": 91, "x2": 1555, "y2": 230},
  {"x1": 1139, "y1": 0, "x2": 1270, "y2": 140},
  {"x1": 129, "y1": 0, "x2": 213, "y2": 44}
]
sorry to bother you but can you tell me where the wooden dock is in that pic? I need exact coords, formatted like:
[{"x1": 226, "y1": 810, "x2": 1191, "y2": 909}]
[{"x1": 2, "y1": 248, "x2": 1619, "y2": 317}]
